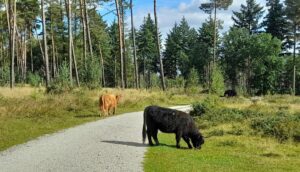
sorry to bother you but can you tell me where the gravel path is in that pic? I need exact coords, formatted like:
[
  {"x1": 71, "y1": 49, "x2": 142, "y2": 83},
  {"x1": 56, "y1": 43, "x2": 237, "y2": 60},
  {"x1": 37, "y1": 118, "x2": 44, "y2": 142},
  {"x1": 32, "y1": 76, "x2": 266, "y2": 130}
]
[{"x1": 0, "y1": 105, "x2": 190, "y2": 172}]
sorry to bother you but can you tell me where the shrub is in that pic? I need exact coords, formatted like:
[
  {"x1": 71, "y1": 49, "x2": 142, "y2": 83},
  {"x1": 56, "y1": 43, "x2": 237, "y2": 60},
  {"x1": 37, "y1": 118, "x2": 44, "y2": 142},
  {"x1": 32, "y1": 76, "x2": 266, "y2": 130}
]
[
  {"x1": 0, "y1": 65, "x2": 9, "y2": 86},
  {"x1": 185, "y1": 68, "x2": 200, "y2": 94},
  {"x1": 47, "y1": 62, "x2": 72, "y2": 94},
  {"x1": 190, "y1": 102, "x2": 206, "y2": 116},
  {"x1": 81, "y1": 57, "x2": 101, "y2": 89},
  {"x1": 190, "y1": 95, "x2": 220, "y2": 117},
  {"x1": 251, "y1": 113, "x2": 300, "y2": 142},
  {"x1": 210, "y1": 64, "x2": 225, "y2": 96},
  {"x1": 27, "y1": 72, "x2": 43, "y2": 87}
]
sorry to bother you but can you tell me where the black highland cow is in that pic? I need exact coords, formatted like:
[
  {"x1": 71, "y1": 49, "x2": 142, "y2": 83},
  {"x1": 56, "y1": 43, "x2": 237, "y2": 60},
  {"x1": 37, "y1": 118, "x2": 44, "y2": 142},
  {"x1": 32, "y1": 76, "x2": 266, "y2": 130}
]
[
  {"x1": 224, "y1": 89, "x2": 237, "y2": 97},
  {"x1": 142, "y1": 106, "x2": 204, "y2": 149}
]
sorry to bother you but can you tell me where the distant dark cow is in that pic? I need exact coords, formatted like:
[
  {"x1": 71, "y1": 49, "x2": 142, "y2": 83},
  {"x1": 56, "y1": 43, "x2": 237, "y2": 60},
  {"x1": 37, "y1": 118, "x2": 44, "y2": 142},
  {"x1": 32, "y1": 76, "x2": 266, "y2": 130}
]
[
  {"x1": 224, "y1": 89, "x2": 237, "y2": 97},
  {"x1": 142, "y1": 106, "x2": 204, "y2": 149}
]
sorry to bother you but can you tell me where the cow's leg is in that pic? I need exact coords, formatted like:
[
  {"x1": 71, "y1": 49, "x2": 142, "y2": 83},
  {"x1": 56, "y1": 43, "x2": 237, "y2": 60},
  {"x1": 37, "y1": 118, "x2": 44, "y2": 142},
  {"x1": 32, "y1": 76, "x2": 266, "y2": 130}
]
[
  {"x1": 108, "y1": 107, "x2": 111, "y2": 116},
  {"x1": 176, "y1": 131, "x2": 183, "y2": 148},
  {"x1": 183, "y1": 136, "x2": 192, "y2": 149},
  {"x1": 147, "y1": 130, "x2": 154, "y2": 146},
  {"x1": 152, "y1": 129, "x2": 159, "y2": 145},
  {"x1": 113, "y1": 106, "x2": 116, "y2": 115}
]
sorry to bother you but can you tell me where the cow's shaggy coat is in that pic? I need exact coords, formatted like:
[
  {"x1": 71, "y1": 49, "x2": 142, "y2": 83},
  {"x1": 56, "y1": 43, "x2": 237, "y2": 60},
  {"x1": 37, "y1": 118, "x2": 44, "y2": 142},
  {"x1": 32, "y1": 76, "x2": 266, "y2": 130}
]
[
  {"x1": 142, "y1": 106, "x2": 204, "y2": 149},
  {"x1": 99, "y1": 94, "x2": 121, "y2": 116}
]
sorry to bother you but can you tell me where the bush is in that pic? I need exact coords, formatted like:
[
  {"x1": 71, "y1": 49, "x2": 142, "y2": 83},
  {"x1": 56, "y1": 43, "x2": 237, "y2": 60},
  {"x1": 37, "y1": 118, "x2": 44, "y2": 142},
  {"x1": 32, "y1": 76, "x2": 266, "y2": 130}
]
[
  {"x1": 47, "y1": 62, "x2": 72, "y2": 94},
  {"x1": 185, "y1": 68, "x2": 200, "y2": 94},
  {"x1": 27, "y1": 72, "x2": 43, "y2": 87},
  {"x1": 210, "y1": 64, "x2": 225, "y2": 96},
  {"x1": 0, "y1": 65, "x2": 9, "y2": 86},
  {"x1": 81, "y1": 57, "x2": 101, "y2": 89},
  {"x1": 190, "y1": 95, "x2": 220, "y2": 117},
  {"x1": 190, "y1": 102, "x2": 206, "y2": 116},
  {"x1": 251, "y1": 113, "x2": 300, "y2": 142}
]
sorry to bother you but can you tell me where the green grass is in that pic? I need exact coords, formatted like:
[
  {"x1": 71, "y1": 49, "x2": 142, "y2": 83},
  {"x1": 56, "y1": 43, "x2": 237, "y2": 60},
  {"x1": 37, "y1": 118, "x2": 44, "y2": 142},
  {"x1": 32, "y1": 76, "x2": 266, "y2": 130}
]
[
  {"x1": 144, "y1": 132, "x2": 300, "y2": 172},
  {"x1": 0, "y1": 87, "x2": 201, "y2": 151}
]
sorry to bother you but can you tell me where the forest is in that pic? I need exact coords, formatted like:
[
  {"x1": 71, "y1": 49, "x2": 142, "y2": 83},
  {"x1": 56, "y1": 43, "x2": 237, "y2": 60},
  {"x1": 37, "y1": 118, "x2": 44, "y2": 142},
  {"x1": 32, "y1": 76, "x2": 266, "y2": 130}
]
[{"x1": 0, "y1": 0, "x2": 299, "y2": 95}]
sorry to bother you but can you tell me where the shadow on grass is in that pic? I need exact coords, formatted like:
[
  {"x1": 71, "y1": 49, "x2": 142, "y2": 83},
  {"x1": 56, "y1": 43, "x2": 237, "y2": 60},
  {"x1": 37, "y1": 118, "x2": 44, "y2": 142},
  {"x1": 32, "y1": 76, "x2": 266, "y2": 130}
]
[
  {"x1": 101, "y1": 141, "x2": 191, "y2": 149},
  {"x1": 154, "y1": 143, "x2": 190, "y2": 150},
  {"x1": 74, "y1": 114, "x2": 100, "y2": 118},
  {"x1": 101, "y1": 140, "x2": 148, "y2": 147}
]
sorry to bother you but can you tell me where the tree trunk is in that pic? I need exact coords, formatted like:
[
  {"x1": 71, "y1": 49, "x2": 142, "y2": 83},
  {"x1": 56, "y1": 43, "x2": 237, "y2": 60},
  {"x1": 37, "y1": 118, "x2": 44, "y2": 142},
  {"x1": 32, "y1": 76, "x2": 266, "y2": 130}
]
[
  {"x1": 213, "y1": 1, "x2": 217, "y2": 65},
  {"x1": 79, "y1": 0, "x2": 87, "y2": 70},
  {"x1": 23, "y1": 29, "x2": 27, "y2": 82},
  {"x1": 83, "y1": 0, "x2": 93, "y2": 57},
  {"x1": 67, "y1": 0, "x2": 73, "y2": 86},
  {"x1": 42, "y1": 0, "x2": 50, "y2": 87},
  {"x1": 120, "y1": 0, "x2": 127, "y2": 88},
  {"x1": 154, "y1": 0, "x2": 166, "y2": 91},
  {"x1": 29, "y1": 25, "x2": 33, "y2": 72},
  {"x1": 130, "y1": 0, "x2": 139, "y2": 89},
  {"x1": 114, "y1": 55, "x2": 117, "y2": 87},
  {"x1": 293, "y1": 24, "x2": 297, "y2": 96},
  {"x1": 60, "y1": 0, "x2": 66, "y2": 62},
  {"x1": 115, "y1": 0, "x2": 125, "y2": 89},
  {"x1": 8, "y1": 0, "x2": 16, "y2": 88},
  {"x1": 72, "y1": 41, "x2": 80, "y2": 87},
  {"x1": 50, "y1": 1, "x2": 57, "y2": 78},
  {"x1": 99, "y1": 45, "x2": 105, "y2": 87}
]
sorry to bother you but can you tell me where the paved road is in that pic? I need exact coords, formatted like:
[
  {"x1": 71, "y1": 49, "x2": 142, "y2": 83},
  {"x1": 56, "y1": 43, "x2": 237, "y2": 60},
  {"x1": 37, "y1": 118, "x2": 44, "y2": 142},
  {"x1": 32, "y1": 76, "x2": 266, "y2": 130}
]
[{"x1": 0, "y1": 105, "x2": 190, "y2": 172}]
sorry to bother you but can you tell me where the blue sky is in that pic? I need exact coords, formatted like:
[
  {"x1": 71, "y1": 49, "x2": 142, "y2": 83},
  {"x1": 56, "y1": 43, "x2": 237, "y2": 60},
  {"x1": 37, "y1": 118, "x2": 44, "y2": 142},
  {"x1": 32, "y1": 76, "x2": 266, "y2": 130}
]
[{"x1": 99, "y1": 0, "x2": 272, "y2": 42}]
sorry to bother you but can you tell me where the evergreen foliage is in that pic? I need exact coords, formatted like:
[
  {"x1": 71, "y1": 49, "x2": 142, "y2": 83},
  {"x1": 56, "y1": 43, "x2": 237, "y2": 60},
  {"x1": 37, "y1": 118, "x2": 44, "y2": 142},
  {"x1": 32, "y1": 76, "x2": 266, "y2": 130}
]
[
  {"x1": 263, "y1": 0, "x2": 289, "y2": 41},
  {"x1": 163, "y1": 17, "x2": 197, "y2": 79},
  {"x1": 232, "y1": 0, "x2": 264, "y2": 34},
  {"x1": 185, "y1": 68, "x2": 200, "y2": 94},
  {"x1": 210, "y1": 64, "x2": 225, "y2": 96}
]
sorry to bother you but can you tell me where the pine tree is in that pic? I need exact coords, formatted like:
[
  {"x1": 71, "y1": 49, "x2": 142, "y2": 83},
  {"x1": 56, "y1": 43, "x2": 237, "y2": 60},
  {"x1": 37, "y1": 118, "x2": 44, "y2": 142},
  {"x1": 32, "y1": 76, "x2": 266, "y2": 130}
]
[
  {"x1": 163, "y1": 17, "x2": 197, "y2": 79},
  {"x1": 136, "y1": 14, "x2": 158, "y2": 87},
  {"x1": 285, "y1": 0, "x2": 300, "y2": 95},
  {"x1": 163, "y1": 23, "x2": 179, "y2": 79},
  {"x1": 191, "y1": 19, "x2": 216, "y2": 85},
  {"x1": 200, "y1": 0, "x2": 232, "y2": 64},
  {"x1": 232, "y1": 0, "x2": 264, "y2": 34},
  {"x1": 263, "y1": 0, "x2": 289, "y2": 41},
  {"x1": 154, "y1": 0, "x2": 166, "y2": 91}
]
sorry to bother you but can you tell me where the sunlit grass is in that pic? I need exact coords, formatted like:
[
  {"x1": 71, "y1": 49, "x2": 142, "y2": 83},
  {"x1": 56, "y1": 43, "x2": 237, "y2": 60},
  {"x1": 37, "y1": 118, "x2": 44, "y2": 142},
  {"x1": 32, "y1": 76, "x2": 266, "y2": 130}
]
[{"x1": 144, "y1": 129, "x2": 300, "y2": 172}]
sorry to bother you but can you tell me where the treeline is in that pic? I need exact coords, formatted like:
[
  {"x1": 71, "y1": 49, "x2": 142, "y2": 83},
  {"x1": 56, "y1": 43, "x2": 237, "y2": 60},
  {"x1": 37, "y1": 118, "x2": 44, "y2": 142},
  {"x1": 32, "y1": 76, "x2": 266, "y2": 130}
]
[{"x1": 0, "y1": 0, "x2": 299, "y2": 95}]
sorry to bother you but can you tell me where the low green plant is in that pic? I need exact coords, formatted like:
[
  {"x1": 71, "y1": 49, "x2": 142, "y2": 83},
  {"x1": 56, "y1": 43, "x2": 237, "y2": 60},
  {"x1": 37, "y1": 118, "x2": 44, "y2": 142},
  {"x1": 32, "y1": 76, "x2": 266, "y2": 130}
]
[
  {"x1": 27, "y1": 72, "x2": 43, "y2": 87},
  {"x1": 251, "y1": 113, "x2": 300, "y2": 142},
  {"x1": 185, "y1": 68, "x2": 200, "y2": 94},
  {"x1": 210, "y1": 64, "x2": 225, "y2": 96},
  {"x1": 47, "y1": 62, "x2": 72, "y2": 94}
]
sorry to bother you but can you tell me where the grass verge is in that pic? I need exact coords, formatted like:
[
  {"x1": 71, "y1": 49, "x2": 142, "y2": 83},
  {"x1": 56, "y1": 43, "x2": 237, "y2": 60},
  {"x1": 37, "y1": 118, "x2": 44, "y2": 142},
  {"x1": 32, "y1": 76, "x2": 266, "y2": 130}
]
[{"x1": 144, "y1": 133, "x2": 300, "y2": 172}]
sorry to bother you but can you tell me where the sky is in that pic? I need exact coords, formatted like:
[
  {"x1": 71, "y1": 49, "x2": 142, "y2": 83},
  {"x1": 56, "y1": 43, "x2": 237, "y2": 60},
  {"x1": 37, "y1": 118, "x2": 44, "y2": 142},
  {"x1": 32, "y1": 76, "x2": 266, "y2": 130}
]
[{"x1": 99, "y1": 0, "x2": 271, "y2": 42}]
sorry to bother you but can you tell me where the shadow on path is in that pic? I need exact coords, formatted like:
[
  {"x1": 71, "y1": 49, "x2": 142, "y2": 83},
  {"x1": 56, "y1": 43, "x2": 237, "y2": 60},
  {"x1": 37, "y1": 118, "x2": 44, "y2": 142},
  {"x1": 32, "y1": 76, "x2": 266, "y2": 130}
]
[
  {"x1": 74, "y1": 114, "x2": 100, "y2": 118},
  {"x1": 101, "y1": 140, "x2": 148, "y2": 148}
]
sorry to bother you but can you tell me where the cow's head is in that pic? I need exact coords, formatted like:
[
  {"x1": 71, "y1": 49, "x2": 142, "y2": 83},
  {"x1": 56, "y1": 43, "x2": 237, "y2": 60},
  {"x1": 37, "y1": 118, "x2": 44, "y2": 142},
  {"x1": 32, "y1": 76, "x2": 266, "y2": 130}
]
[
  {"x1": 191, "y1": 133, "x2": 204, "y2": 149},
  {"x1": 116, "y1": 94, "x2": 122, "y2": 103}
]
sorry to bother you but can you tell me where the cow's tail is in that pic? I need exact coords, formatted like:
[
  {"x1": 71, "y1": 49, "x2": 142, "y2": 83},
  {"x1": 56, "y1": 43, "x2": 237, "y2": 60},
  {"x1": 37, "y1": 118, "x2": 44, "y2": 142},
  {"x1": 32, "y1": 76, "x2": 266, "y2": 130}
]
[
  {"x1": 142, "y1": 108, "x2": 147, "y2": 144},
  {"x1": 99, "y1": 95, "x2": 104, "y2": 112},
  {"x1": 99, "y1": 95, "x2": 102, "y2": 111}
]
